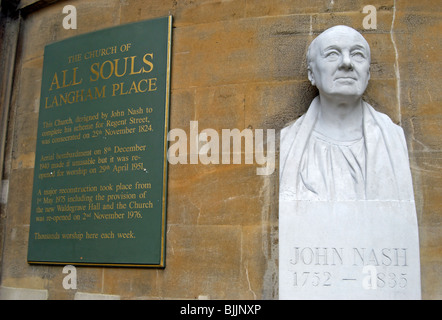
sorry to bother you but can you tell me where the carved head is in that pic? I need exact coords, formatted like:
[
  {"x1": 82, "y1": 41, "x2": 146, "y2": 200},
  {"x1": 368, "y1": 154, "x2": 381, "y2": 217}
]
[{"x1": 307, "y1": 25, "x2": 371, "y2": 100}]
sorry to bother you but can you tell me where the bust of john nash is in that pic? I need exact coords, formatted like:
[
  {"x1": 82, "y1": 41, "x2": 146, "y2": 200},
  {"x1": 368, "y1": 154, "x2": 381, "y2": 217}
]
[{"x1": 279, "y1": 25, "x2": 415, "y2": 202}]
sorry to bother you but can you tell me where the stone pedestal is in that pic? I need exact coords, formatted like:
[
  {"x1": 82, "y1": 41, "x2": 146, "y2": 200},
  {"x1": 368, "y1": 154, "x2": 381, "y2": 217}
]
[{"x1": 279, "y1": 201, "x2": 421, "y2": 300}]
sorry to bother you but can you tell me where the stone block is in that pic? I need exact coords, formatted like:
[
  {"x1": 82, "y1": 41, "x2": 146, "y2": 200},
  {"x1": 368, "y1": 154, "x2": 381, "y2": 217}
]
[
  {"x1": 421, "y1": 262, "x2": 442, "y2": 300},
  {"x1": 102, "y1": 267, "x2": 158, "y2": 298},
  {"x1": 11, "y1": 152, "x2": 35, "y2": 170},
  {"x1": 119, "y1": 0, "x2": 175, "y2": 24},
  {"x1": 158, "y1": 225, "x2": 242, "y2": 299},
  {"x1": 394, "y1": 12, "x2": 442, "y2": 79},
  {"x1": 240, "y1": 225, "x2": 275, "y2": 299},
  {"x1": 170, "y1": 19, "x2": 260, "y2": 89},
  {"x1": 244, "y1": 0, "x2": 395, "y2": 18},
  {"x1": 410, "y1": 152, "x2": 442, "y2": 223},
  {"x1": 245, "y1": 0, "x2": 324, "y2": 17},
  {"x1": 363, "y1": 79, "x2": 400, "y2": 124},
  {"x1": 171, "y1": 15, "x2": 313, "y2": 89},
  {"x1": 257, "y1": 32, "x2": 311, "y2": 82},
  {"x1": 1, "y1": 274, "x2": 47, "y2": 291},
  {"x1": 0, "y1": 286, "x2": 48, "y2": 300},
  {"x1": 122, "y1": 0, "x2": 247, "y2": 27},
  {"x1": 74, "y1": 292, "x2": 120, "y2": 300},
  {"x1": 172, "y1": 0, "x2": 247, "y2": 27},
  {"x1": 363, "y1": 33, "x2": 397, "y2": 80},
  {"x1": 194, "y1": 84, "x2": 246, "y2": 130},
  {"x1": 1, "y1": 225, "x2": 37, "y2": 280},
  {"x1": 405, "y1": 116, "x2": 442, "y2": 151},
  {"x1": 398, "y1": 0, "x2": 442, "y2": 13},
  {"x1": 395, "y1": 11, "x2": 442, "y2": 35},
  {"x1": 400, "y1": 79, "x2": 441, "y2": 119},
  {"x1": 5, "y1": 168, "x2": 33, "y2": 226},
  {"x1": 71, "y1": 267, "x2": 104, "y2": 294},
  {"x1": 18, "y1": 0, "x2": 40, "y2": 8},
  {"x1": 20, "y1": 5, "x2": 61, "y2": 62},
  {"x1": 16, "y1": 57, "x2": 43, "y2": 116},
  {"x1": 11, "y1": 110, "x2": 38, "y2": 157},
  {"x1": 21, "y1": 0, "x2": 120, "y2": 62},
  {"x1": 312, "y1": 11, "x2": 368, "y2": 33},
  {"x1": 419, "y1": 225, "x2": 442, "y2": 256},
  {"x1": 167, "y1": 163, "x2": 264, "y2": 226},
  {"x1": 169, "y1": 88, "x2": 195, "y2": 132},
  {"x1": 244, "y1": 80, "x2": 317, "y2": 132},
  {"x1": 1, "y1": 180, "x2": 9, "y2": 205}
]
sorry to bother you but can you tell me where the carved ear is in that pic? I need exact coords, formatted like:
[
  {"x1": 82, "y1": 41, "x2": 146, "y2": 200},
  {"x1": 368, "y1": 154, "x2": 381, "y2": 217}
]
[{"x1": 308, "y1": 68, "x2": 316, "y2": 86}]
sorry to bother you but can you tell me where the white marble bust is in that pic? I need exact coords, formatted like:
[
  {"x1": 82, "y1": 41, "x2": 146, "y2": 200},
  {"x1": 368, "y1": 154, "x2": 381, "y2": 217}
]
[
  {"x1": 280, "y1": 25, "x2": 414, "y2": 202},
  {"x1": 279, "y1": 26, "x2": 421, "y2": 300}
]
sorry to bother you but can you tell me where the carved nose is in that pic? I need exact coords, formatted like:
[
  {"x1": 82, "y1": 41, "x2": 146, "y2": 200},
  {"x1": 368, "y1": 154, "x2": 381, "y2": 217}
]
[{"x1": 340, "y1": 53, "x2": 353, "y2": 70}]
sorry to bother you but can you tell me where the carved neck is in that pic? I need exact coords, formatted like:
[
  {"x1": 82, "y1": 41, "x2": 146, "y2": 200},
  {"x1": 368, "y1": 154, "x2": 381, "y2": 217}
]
[{"x1": 315, "y1": 95, "x2": 364, "y2": 142}]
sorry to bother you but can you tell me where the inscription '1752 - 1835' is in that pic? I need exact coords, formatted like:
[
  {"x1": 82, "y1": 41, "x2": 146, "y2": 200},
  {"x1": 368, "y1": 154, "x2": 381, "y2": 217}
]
[{"x1": 28, "y1": 16, "x2": 172, "y2": 267}]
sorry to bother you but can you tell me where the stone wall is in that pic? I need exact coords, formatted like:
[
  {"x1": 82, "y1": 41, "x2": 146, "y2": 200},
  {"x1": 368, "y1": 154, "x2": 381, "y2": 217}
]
[{"x1": 0, "y1": 0, "x2": 440, "y2": 299}]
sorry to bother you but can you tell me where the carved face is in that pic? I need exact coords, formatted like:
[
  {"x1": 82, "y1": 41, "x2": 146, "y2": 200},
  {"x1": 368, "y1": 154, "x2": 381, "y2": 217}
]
[{"x1": 308, "y1": 26, "x2": 371, "y2": 99}]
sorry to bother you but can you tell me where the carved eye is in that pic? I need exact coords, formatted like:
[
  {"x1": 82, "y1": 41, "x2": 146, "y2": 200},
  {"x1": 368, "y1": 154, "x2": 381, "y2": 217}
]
[
  {"x1": 351, "y1": 51, "x2": 366, "y2": 61},
  {"x1": 325, "y1": 51, "x2": 339, "y2": 59}
]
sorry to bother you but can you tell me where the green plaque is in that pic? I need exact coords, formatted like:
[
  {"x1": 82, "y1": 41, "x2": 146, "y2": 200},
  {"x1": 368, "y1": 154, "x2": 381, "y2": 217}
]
[{"x1": 27, "y1": 16, "x2": 172, "y2": 267}]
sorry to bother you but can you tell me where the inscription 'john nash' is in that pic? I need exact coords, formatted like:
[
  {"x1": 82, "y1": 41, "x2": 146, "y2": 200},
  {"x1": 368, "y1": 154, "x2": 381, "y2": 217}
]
[{"x1": 290, "y1": 247, "x2": 408, "y2": 267}]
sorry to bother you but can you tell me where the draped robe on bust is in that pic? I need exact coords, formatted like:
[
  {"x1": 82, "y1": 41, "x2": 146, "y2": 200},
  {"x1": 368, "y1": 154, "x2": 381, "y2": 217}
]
[{"x1": 279, "y1": 96, "x2": 415, "y2": 202}]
